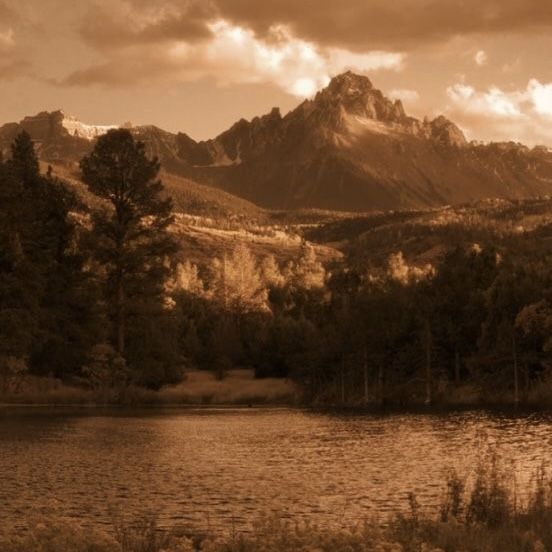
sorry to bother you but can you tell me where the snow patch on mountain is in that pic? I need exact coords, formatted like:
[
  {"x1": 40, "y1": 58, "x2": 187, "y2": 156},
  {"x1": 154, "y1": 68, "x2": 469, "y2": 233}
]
[{"x1": 62, "y1": 115, "x2": 117, "y2": 140}]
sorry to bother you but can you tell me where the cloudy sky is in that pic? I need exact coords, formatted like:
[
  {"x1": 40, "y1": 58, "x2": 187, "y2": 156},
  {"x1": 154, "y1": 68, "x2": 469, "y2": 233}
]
[{"x1": 1, "y1": 0, "x2": 552, "y2": 144}]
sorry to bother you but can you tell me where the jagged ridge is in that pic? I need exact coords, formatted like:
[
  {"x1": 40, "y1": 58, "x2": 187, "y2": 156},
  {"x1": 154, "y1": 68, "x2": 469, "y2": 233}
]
[{"x1": 2, "y1": 72, "x2": 552, "y2": 212}]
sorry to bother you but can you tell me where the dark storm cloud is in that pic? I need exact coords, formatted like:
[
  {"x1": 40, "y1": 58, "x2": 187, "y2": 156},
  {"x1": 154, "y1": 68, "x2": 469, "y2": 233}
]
[
  {"x1": 79, "y1": 0, "x2": 216, "y2": 50},
  {"x1": 62, "y1": 55, "x2": 177, "y2": 86},
  {"x1": 0, "y1": 1, "x2": 18, "y2": 24},
  {"x1": 214, "y1": 0, "x2": 552, "y2": 50},
  {"x1": 76, "y1": 0, "x2": 552, "y2": 55}
]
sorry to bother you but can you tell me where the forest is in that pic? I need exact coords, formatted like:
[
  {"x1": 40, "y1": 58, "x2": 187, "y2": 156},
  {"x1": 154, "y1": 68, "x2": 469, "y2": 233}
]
[{"x1": 2, "y1": 129, "x2": 552, "y2": 407}]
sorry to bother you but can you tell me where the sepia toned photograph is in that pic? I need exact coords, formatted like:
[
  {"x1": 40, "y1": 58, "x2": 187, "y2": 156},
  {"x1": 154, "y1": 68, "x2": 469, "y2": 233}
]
[{"x1": 2, "y1": 1, "x2": 552, "y2": 551}]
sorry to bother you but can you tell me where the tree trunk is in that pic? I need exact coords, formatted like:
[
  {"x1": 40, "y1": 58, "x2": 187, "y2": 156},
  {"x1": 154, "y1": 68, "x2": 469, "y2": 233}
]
[
  {"x1": 340, "y1": 355, "x2": 346, "y2": 404},
  {"x1": 378, "y1": 360, "x2": 384, "y2": 406},
  {"x1": 454, "y1": 349, "x2": 461, "y2": 385},
  {"x1": 524, "y1": 362, "x2": 529, "y2": 403},
  {"x1": 513, "y1": 333, "x2": 519, "y2": 407},
  {"x1": 363, "y1": 346, "x2": 369, "y2": 405},
  {"x1": 425, "y1": 321, "x2": 432, "y2": 406},
  {"x1": 116, "y1": 273, "x2": 125, "y2": 355}
]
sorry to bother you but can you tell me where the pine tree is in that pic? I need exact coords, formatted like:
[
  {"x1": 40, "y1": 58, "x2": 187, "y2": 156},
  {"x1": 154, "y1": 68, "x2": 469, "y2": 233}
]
[
  {"x1": 0, "y1": 132, "x2": 100, "y2": 381},
  {"x1": 80, "y1": 129, "x2": 179, "y2": 386},
  {"x1": 0, "y1": 157, "x2": 38, "y2": 382},
  {"x1": 9, "y1": 131, "x2": 39, "y2": 184}
]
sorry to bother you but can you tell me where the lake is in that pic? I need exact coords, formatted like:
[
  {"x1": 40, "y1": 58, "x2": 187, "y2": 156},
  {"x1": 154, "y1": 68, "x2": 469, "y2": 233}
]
[{"x1": 1, "y1": 407, "x2": 551, "y2": 533}]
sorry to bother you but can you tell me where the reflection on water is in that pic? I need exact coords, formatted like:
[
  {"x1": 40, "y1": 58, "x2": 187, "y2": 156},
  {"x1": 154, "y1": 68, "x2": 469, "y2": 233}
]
[{"x1": 0, "y1": 407, "x2": 550, "y2": 532}]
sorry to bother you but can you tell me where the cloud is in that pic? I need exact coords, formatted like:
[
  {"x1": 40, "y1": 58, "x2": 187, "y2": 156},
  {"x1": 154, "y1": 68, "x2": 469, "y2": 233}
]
[
  {"x1": 0, "y1": 27, "x2": 14, "y2": 48},
  {"x1": 474, "y1": 50, "x2": 488, "y2": 66},
  {"x1": 75, "y1": 0, "x2": 552, "y2": 55},
  {"x1": 389, "y1": 88, "x2": 420, "y2": 104},
  {"x1": 214, "y1": 0, "x2": 552, "y2": 51},
  {"x1": 0, "y1": 1, "x2": 18, "y2": 23},
  {"x1": 0, "y1": 3, "x2": 40, "y2": 81},
  {"x1": 447, "y1": 83, "x2": 523, "y2": 118},
  {"x1": 446, "y1": 79, "x2": 552, "y2": 145},
  {"x1": 0, "y1": 58, "x2": 31, "y2": 80},
  {"x1": 79, "y1": 0, "x2": 215, "y2": 49},
  {"x1": 66, "y1": 18, "x2": 403, "y2": 97},
  {"x1": 528, "y1": 79, "x2": 552, "y2": 116},
  {"x1": 64, "y1": 0, "x2": 552, "y2": 99}
]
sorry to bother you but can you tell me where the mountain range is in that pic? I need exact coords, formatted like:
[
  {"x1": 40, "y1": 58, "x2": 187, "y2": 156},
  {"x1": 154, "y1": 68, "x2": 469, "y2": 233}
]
[{"x1": 2, "y1": 71, "x2": 552, "y2": 213}]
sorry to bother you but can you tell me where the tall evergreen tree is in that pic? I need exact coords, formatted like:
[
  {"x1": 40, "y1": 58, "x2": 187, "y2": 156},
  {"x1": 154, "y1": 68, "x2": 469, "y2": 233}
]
[
  {"x1": 0, "y1": 132, "x2": 99, "y2": 381},
  {"x1": 80, "y1": 129, "x2": 179, "y2": 386}
]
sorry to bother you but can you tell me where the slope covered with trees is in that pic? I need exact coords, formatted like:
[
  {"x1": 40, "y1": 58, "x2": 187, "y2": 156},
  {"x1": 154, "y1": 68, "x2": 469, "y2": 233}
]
[{"x1": 3, "y1": 130, "x2": 552, "y2": 406}]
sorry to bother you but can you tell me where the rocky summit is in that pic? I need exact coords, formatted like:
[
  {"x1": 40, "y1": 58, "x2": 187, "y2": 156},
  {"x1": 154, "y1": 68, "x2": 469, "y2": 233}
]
[{"x1": 2, "y1": 71, "x2": 552, "y2": 212}]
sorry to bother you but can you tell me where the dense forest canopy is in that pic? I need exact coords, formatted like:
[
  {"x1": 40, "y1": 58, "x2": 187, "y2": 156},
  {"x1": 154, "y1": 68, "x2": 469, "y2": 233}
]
[{"x1": 2, "y1": 130, "x2": 552, "y2": 406}]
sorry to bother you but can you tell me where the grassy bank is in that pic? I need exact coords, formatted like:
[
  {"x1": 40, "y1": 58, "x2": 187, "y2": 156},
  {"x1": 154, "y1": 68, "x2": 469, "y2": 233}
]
[
  {"x1": 4, "y1": 453, "x2": 552, "y2": 551},
  {"x1": 0, "y1": 369, "x2": 298, "y2": 406}
]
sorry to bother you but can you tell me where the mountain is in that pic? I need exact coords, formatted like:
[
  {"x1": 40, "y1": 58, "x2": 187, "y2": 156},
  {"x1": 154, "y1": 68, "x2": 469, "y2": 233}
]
[
  {"x1": 3, "y1": 72, "x2": 552, "y2": 212},
  {"x1": 177, "y1": 72, "x2": 552, "y2": 211}
]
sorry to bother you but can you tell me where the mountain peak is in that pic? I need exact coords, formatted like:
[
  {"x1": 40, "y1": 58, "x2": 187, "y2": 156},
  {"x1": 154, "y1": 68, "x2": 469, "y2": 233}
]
[
  {"x1": 428, "y1": 115, "x2": 467, "y2": 148},
  {"x1": 309, "y1": 71, "x2": 406, "y2": 129},
  {"x1": 326, "y1": 71, "x2": 374, "y2": 95}
]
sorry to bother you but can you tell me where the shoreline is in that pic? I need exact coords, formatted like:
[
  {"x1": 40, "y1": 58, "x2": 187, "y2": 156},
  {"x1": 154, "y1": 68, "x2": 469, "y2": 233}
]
[
  {"x1": 1, "y1": 401, "x2": 550, "y2": 415},
  {"x1": 3, "y1": 370, "x2": 552, "y2": 413}
]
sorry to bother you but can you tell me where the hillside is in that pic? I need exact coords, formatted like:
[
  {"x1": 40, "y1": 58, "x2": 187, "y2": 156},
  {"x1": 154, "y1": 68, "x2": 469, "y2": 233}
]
[
  {"x1": 45, "y1": 162, "x2": 342, "y2": 268},
  {"x1": 305, "y1": 197, "x2": 552, "y2": 272},
  {"x1": 46, "y1": 162, "x2": 266, "y2": 221}
]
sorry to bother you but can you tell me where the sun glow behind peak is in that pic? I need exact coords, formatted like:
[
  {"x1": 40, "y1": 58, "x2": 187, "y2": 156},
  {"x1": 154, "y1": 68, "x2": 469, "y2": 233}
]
[{"x1": 163, "y1": 19, "x2": 405, "y2": 98}]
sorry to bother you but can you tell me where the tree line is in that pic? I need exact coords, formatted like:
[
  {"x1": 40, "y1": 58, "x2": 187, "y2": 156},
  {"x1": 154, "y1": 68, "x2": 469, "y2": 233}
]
[{"x1": 2, "y1": 129, "x2": 552, "y2": 406}]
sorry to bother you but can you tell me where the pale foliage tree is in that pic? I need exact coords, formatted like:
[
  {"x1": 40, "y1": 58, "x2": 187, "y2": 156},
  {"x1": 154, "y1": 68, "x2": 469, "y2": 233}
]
[
  {"x1": 211, "y1": 242, "x2": 269, "y2": 313},
  {"x1": 163, "y1": 260, "x2": 205, "y2": 309},
  {"x1": 286, "y1": 243, "x2": 326, "y2": 289},
  {"x1": 387, "y1": 252, "x2": 434, "y2": 284},
  {"x1": 174, "y1": 260, "x2": 205, "y2": 295},
  {"x1": 261, "y1": 254, "x2": 285, "y2": 288}
]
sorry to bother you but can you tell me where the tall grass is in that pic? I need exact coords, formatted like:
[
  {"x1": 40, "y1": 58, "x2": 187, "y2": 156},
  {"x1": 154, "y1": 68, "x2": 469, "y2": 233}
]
[{"x1": 0, "y1": 370, "x2": 298, "y2": 406}]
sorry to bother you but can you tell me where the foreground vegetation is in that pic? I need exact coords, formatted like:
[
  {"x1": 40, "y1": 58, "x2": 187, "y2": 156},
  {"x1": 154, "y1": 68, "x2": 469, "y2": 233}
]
[
  {"x1": 0, "y1": 370, "x2": 297, "y2": 406},
  {"x1": 5, "y1": 453, "x2": 552, "y2": 551}
]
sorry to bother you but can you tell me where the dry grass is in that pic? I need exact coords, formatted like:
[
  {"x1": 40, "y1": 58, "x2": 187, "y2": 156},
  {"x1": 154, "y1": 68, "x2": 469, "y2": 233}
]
[
  {"x1": 0, "y1": 370, "x2": 298, "y2": 406},
  {"x1": 153, "y1": 369, "x2": 297, "y2": 405}
]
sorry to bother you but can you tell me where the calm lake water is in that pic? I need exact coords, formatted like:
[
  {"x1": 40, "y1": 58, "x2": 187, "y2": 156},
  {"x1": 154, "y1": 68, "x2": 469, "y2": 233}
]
[{"x1": 1, "y1": 407, "x2": 552, "y2": 533}]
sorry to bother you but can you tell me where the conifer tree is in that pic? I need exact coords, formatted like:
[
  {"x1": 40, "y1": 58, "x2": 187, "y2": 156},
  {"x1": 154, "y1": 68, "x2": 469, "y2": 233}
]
[
  {"x1": 1, "y1": 132, "x2": 99, "y2": 380},
  {"x1": 80, "y1": 129, "x2": 179, "y2": 386}
]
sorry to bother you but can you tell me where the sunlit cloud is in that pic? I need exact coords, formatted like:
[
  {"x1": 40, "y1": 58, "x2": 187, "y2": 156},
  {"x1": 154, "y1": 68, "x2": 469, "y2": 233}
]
[
  {"x1": 199, "y1": 21, "x2": 404, "y2": 97},
  {"x1": 389, "y1": 88, "x2": 420, "y2": 104},
  {"x1": 68, "y1": 18, "x2": 404, "y2": 98},
  {"x1": 447, "y1": 83, "x2": 522, "y2": 118},
  {"x1": 474, "y1": 50, "x2": 488, "y2": 66},
  {"x1": 0, "y1": 28, "x2": 15, "y2": 49},
  {"x1": 528, "y1": 79, "x2": 552, "y2": 116},
  {"x1": 446, "y1": 79, "x2": 552, "y2": 145}
]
